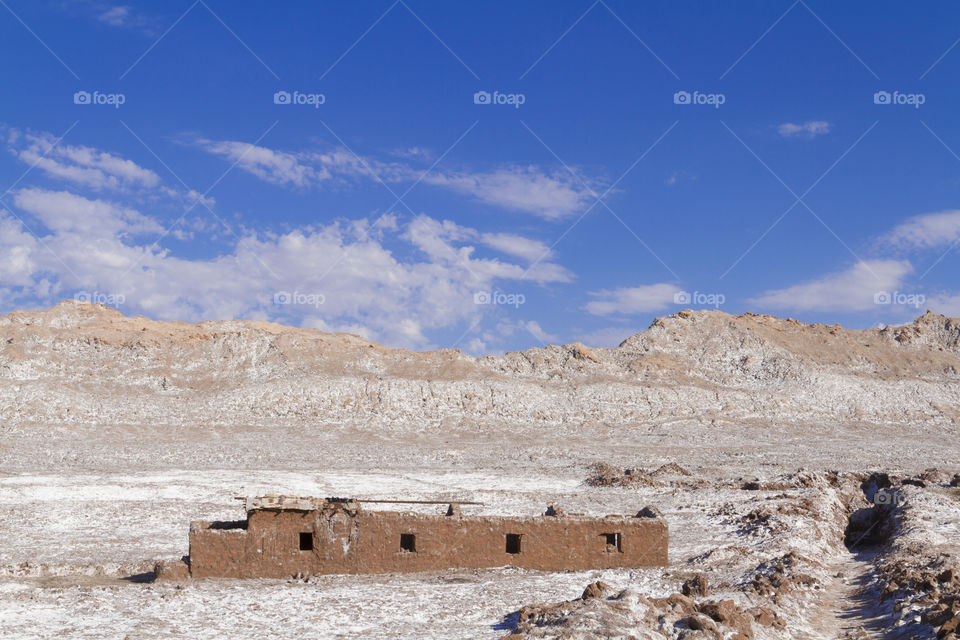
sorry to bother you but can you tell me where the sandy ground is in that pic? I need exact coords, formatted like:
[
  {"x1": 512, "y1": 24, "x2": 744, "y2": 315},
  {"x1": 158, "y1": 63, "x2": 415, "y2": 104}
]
[{"x1": 1, "y1": 420, "x2": 957, "y2": 639}]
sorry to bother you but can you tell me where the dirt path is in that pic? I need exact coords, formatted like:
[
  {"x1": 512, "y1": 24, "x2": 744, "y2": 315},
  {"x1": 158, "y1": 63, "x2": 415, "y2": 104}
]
[{"x1": 814, "y1": 549, "x2": 883, "y2": 640}]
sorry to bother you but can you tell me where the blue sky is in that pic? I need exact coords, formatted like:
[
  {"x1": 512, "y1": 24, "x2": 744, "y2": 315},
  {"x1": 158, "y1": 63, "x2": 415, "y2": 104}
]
[{"x1": 1, "y1": 0, "x2": 959, "y2": 353}]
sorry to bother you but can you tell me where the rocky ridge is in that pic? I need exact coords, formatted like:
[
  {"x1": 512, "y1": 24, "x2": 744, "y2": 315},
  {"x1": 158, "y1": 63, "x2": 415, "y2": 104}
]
[{"x1": 1, "y1": 301, "x2": 958, "y2": 429}]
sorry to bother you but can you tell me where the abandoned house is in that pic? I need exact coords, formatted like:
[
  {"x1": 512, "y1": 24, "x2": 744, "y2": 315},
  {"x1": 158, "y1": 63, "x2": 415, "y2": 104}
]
[{"x1": 181, "y1": 496, "x2": 669, "y2": 578}]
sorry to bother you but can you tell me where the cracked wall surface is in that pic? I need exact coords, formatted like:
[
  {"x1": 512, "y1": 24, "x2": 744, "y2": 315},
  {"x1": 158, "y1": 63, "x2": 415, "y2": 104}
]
[{"x1": 188, "y1": 501, "x2": 669, "y2": 578}]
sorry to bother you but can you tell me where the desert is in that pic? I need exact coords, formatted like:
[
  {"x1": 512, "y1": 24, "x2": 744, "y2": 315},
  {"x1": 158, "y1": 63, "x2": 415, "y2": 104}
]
[{"x1": 1, "y1": 301, "x2": 958, "y2": 638}]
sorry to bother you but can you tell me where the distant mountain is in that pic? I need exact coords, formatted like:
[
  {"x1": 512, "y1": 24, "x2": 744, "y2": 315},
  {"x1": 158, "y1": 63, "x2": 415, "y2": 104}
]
[{"x1": 1, "y1": 301, "x2": 957, "y2": 429}]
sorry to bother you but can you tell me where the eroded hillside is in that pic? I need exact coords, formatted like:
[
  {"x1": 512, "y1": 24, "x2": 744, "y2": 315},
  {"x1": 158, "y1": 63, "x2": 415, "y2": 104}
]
[{"x1": 1, "y1": 301, "x2": 958, "y2": 428}]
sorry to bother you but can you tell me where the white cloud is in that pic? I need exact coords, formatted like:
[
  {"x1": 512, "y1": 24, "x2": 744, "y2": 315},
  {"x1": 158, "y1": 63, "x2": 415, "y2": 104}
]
[
  {"x1": 158, "y1": 187, "x2": 217, "y2": 213},
  {"x1": 14, "y1": 188, "x2": 164, "y2": 238},
  {"x1": 98, "y1": 6, "x2": 130, "y2": 26},
  {"x1": 460, "y1": 319, "x2": 559, "y2": 354},
  {"x1": 196, "y1": 139, "x2": 405, "y2": 189},
  {"x1": 585, "y1": 283, "x2": 682, "y2": 316},
  {"x1": 94, "y1": 5, "x2": 155, "y2": 33},
  {"x1": 0, "y1": 190, "x2": 571, "y2": 349},
  {"x1": 196, "y1": 140, "x2": 319, "y2": 188},
  {"x1": 926, "y1": 293, "x2": 960, "y2": 316},
  {"x1": 748, "y1": 260, "x2": 913, "y2": 312},
  {"x1": 478, "y1": 232, "x2": 551, "y2": 262},
  {"x1": 419, "y1": 167, "x2": 598, "y2": 219},
  {"x1": 196, "y1": 138, "x2": 601, "y2": 219},
  {"x1": 0, "y1": 216, "x2": 39, "y2": 286},
  {"x1": 524, "y1": 320, "x2": 559, "y2": 345},
  {"x1": 392, "y1": 147, "x2": 433, "y2": 161},
  {"x1": 0, "y1": 129, "x2": 579, "y2": 348},
  {"x1": 402, "y1": 215, "x2": 571, "y2": 284},
  {"x1": 882, "y1": 209, "x2": 960, "y2": 250},
  {"x1": 777, "y1": 121, "x2": 831, "y2": 138},
  {"x1": 7, "y1": 130, "x2": 161, "y2": 191},
  {"x1": 464, "y1": 337, "x2": 488, "y2": 355}
]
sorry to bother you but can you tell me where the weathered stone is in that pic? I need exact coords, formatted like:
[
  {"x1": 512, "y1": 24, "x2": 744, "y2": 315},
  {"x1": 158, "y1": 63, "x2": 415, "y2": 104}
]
[
  {"x1": 662, "y1": 592, "x2": 698, "y2": 616},
  {"x1": 683, "y1": 614, "x2": 718, "y2": 632},
  {"x1": 637, "y1": 505, "x2": 663, "y2": 519},
  {"x1": 153, "y1": 558, "x2": 189, "y2": 581},
  {"x1": 581, "y1": 581, "x2": 613, "y2": 600},
  {"x1": 940, "y1": 615, "x2": 960, "y2": 639},
  {"x1": 923, "y1": 605, "x2": 952, "y2": 627},
  {"x1": 698, "y1": 599, "x2": 753, "y2": 638},
  {"x1": 682, "y1": 573, "x2": 709, "y2": 597},
  {"x1": 748, "y1": 606, "x2": 786, "y2": 630}
]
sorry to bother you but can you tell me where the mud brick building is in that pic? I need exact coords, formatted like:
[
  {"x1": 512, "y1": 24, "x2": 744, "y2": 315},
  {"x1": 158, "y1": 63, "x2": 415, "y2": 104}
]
[{"x1": 186, "y1": 496, "x2": 669, "y2": 578}]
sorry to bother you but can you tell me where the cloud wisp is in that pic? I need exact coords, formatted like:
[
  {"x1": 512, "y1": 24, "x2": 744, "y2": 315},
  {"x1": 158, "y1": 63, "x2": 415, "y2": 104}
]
[
  {"x1": 7, "y1": 129, "x2": 161, "y2": 191},
  {"x1": 585, "y1": 283, "x2": 682, "y2": 316},
  {"x1": 777, "y1": 121, "x2": 831, "y2": 138},
  {"x1": 194, "y1": 138, "x2": 603, "y2": 219},
  {"x1": 881, "y1": 209, "x2": 960, "y2": 251},
  {"x1": 748, "y1": 260, "x2": 913, "y2": 312}
]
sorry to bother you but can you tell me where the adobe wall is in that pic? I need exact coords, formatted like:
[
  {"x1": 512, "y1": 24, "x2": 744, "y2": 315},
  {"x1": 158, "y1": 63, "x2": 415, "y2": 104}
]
[{"x1": 189, "y1": 503, "x2": 668, "y2": 578}]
